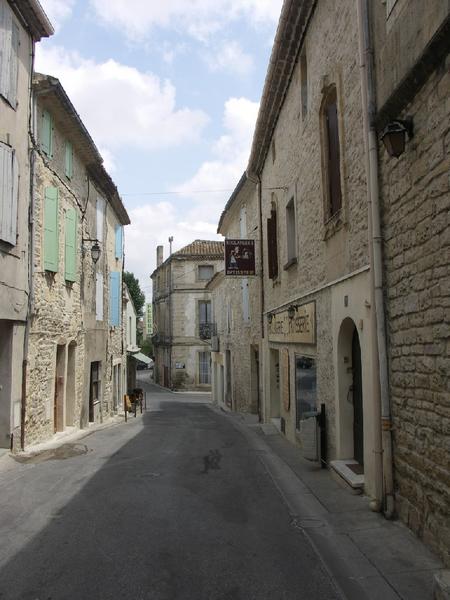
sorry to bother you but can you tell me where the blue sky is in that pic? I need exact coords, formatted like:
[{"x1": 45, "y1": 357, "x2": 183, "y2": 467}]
[{"x1": 36, "y1": 0, "x2": 283, "y2": 297}]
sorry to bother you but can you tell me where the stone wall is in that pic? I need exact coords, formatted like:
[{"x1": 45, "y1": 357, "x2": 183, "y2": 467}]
[
  {"x1": 380, "y1": 59, "x2": 450, "y2": 566},
  {"x1": 26, "y1": 149, "x2": 85, "y2": 445},
  {"x1": 213, "y1": 181, "x2": 261, "y2": 413},
  {"x1": 258, "y1": 0, "x2": 370, "y2": 462}
]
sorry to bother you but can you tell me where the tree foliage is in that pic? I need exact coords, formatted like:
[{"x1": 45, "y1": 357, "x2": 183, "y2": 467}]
[{"x1": 123, "y1": 271, "x2": 146, "y2": 317}]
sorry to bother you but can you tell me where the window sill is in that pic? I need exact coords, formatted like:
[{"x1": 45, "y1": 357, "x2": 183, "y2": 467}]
[
  {"x1": 283, "y1": 257, "x2": 298, "y2": 271},
  {"x1": 323, "y1": 208, "x2": 345, "y2": 241}
]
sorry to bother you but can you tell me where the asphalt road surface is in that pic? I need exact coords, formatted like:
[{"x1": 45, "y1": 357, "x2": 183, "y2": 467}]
[{"x1": 0, "y1": 379, "x2": 340, "y2": 600}]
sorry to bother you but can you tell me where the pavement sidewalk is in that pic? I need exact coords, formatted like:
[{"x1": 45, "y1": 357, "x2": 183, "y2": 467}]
[{"x1": 226, "y1": 411, "x2": 447, "y2": 600}]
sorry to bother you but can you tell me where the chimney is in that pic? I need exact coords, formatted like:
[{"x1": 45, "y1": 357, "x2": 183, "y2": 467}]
[{"x1": 156, "y1": 245, "x2": 164, "y2": 267}]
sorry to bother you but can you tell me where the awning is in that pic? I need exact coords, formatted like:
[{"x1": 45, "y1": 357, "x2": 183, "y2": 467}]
[{"x1": 132, "y1": 352, "x2": 152, "y2": 365}]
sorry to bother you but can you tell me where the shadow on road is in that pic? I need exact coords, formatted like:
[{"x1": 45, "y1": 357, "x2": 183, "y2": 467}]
[{"x1": 0, "y1": 402, "x2": 339, "y2": 600}]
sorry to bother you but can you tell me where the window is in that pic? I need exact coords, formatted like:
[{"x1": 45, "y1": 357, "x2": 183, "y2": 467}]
[
  {"x1": 199, "y1": 300, "x2": 212, "y2": 339},
  {"x1": 242, "y1": 278, "x2": 250, "y2": 324},
  {"x1": 239, "y1": 206, "x2": 247, "y2": 237},
  {"x1": 115, "y1": 224, "x2": 123, "y2": 259},
  {"x1": 0, "y1": 141, "x2": 18, "y2": 244},
  {"x1": 285, "y1": 197, "x2": 297, "y2": 266},
  {"x1": 44, "y1": 186, "x2": 59, "y2": 272},
  {"x1": 109, "y1": 271, "x2": 121, "y2": 327},
  {"x1": 96, "y1": 196, "x2": 105, "y2": 243},
  {"x1": 323, "y1": 87, "x2": 342, "y2": 218},
  {"x1": 300, "y1": 51, "x2": 308, "y2": 119},
  {"x1": 199, "y1": 351, "x2": 211, "y2": 385},
  {"x1": 96, "y1": 272, "x2": 103, "y2": 321},
  {"x1": 267, "y1": 207, "x2": 278, "y2": 280},
  {"x1": 198, "y1": 265, "x2": 213, "y2": 280},
  {"x1": 64, "y1": 207, "x2": 77, "y2": 282},
  {"x1": 65, "y1": 141, "x2": 73, "y2": 179},
  {"x1": 41, "y1": 110, "x2": 53, "y2": 157},
  {"x1": 295, "y1": 356, "x2": 317, "y2": 430},
  {"x1": 0, "y1": 1, "x2": 19, "y2": 107}
]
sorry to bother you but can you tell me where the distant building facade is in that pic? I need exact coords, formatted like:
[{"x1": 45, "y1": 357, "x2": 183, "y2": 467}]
[
  {"x1": 209, "y1": 175, "x2": 261, "y2": 414},
  {"x1": 0, "y1": 1, "x2": 52, "y2": 450},
  {"x1": 143, "y1": 302, "x2": 153, "y2": 338},
  {"x1": 151, "y1": 240, "x2": 224, "y2": 391}
]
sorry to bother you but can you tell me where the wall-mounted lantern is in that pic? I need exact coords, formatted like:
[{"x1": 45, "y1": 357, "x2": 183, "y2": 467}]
[
  {"x1": 380, "y1": 117, "x2": 413, "y2": 158},
  {"x1": 83, "y1": 238, "x2": 101, "y2": 264},
  {"x1": 287, "y1": 304, "x2": 297, "y2": 319}
]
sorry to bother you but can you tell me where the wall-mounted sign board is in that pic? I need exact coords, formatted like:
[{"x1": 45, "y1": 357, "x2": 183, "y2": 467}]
[
  {"x1": 268, "y1": 301, "x2": 316, "y2": 345},
  {"x1": 225, "y1": 239, "x2": 256, "y2": 276}
]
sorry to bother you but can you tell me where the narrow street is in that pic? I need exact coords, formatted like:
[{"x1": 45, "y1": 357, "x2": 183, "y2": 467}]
[{"x1": 0, "y1": 376, "x2": 339, "y2": 600}]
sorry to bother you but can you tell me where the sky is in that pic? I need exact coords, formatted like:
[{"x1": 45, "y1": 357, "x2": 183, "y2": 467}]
[{"x1": 36, "y1": 0, "x2": 283, "y2": 299}]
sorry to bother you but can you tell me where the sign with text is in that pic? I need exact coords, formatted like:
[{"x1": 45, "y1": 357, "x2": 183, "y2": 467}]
[
  {"x1": 225, "y1": 239, "x2": 256, "y2": 276},
  {"x1": 268, "y1": 301, "x2": 316, "y2": 345}
]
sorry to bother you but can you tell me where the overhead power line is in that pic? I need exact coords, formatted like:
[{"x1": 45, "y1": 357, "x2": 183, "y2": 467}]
[{"x1": 122, "y1": 189, "x2": 234, "y2": 197}]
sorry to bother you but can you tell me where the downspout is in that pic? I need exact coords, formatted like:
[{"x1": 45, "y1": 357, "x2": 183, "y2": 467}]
[
  {"x1": 357, "y1": 0, "x2": 395, "y2": 517},
  {"x1": 21, "y1": 39, "x2": 37, "y2": 451}
]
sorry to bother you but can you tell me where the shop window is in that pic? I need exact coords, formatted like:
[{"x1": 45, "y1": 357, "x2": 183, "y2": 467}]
[{"x1": 295, "y1": 356, "x2": 317, "y2": 431}]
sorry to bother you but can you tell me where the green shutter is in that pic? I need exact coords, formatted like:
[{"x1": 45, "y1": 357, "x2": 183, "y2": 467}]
[
  {"x1": 65, "y1": 141, "x2": 73, "y2": 178},
  {"x1": 44, "y1": 186, "x2": 59, "y2": 272},
  {"x1": 41, "y1": 110, "x2": 53, "y2": 157},
  {"x1": 65, "y1": 207, "x2": 77, "y2": 281}
]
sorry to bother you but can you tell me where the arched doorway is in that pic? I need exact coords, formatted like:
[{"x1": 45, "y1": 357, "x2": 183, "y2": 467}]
[{"x1": 336, "y1": 318, "x2": 364, "y2": 465}]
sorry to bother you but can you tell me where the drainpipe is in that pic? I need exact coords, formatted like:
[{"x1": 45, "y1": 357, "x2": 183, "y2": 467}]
[{"x1": 357, "y1": 0, "x2": 395, "y2": 517}]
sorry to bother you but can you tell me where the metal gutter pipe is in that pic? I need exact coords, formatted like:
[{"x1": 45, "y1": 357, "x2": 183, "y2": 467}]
[{"x1": 357, "y1": 0, "x2": 395, "y2": 517}]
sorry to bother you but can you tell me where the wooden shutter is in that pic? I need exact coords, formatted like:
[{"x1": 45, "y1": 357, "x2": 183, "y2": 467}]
[
  {"x1": 0, "y1": 2, "x2": 12, "y2": 101},
  {"x1": 41, "y1": 111, "x2": 53, "y2": 157},
  {"x1": 267, "y1": 209, "x2": 278, "y2": 279},
  {"x1": 109, "y1": 271, "x2": 121, "y2": 326},
  {"x1": 115, "y1": 224, "x2": 123, "y2": 259},
  {"x1": 0, "y1": 142, "x2": 18, "y2": 245},
  {"x1": 44, "y1": 186, "x2": 59, "y2": 272},
  {"x1": 65, "y1": 141, "x2": 73, "y2": 178},
  {"x1": 64, "y1": 207, "x2": 77, "y2": 281},
  {"x1": 96, "y1": 272, "x2": 104, "y2": 321},
  {"x1": 326, "y1": 95, "x2": 342, "y2": 216}
]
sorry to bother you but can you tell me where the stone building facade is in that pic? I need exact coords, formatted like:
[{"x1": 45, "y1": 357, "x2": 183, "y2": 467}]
[
  {"x1": 246, "y1": 0, "x2": 382, "y2": 503},
  {"x1": 209, "y1": 175, "x2": 261, "y2": 414},
  {"x1": 0, "y1": 1, "x2": 52, "y2": 450},
  {"x1": 152, "y1": 240, "x2": 224, "y2": 391},
  {"x1": 23, "y1": 74, "x2": 129, "y2": 447},
  {"x1": 373, "y1": 1, "x2": 450, "y2": 565}
]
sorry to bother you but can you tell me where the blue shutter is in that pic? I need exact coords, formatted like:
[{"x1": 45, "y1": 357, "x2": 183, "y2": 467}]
[
  {"x1": 115, "y1": 225, "x2": 123, "y2": 259},
  {"x1": 109, "y1": 272, "x2": 121, "y2": 326}
]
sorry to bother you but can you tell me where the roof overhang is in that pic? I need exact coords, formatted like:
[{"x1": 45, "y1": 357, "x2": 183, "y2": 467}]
[
  {"x1": 12, "y1": 0, "x2": 54, "y2": 40},
  {"x1": 247, "y1": 0, "x2": 316, "y2": 178}
]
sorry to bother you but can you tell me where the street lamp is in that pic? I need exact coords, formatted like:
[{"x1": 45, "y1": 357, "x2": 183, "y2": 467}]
[
  {"x1": 83, "y1": 238, "x2": 101, "y2": 264},
  {"x1": 380, "y1": 118, "x2": 413, "y2": 158}
]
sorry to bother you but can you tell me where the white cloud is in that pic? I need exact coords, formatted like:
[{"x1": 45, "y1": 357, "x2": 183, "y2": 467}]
[
  {"x1": 35, "y1": 45, "x2": 209, "y2": 154},
  {"x1": 124, "y1": 96, "x2": 258, "y2": 298},
  {"x1": 204, "y1": 40, "x2": 254, "y2": 76},
  {"x1": 39, "y1": 0, "x2": 75, "y2": 31},
  {"x1": 89, "y1": 0, "x2": 283, "y2": 41}
]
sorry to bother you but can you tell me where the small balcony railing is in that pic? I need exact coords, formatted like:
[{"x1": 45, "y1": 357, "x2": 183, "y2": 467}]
[{"x1": 199, "y1": 322, "x2": 217, "y2": 340}]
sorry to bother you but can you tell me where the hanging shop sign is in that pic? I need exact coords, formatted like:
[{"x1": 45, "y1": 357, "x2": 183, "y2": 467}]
[
  {"x1": 268, "y1": 301, "x2": 316, "y2": 345},
  {"x1": 225, "y1": 239, "x2": 256, "y2": 276}
]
